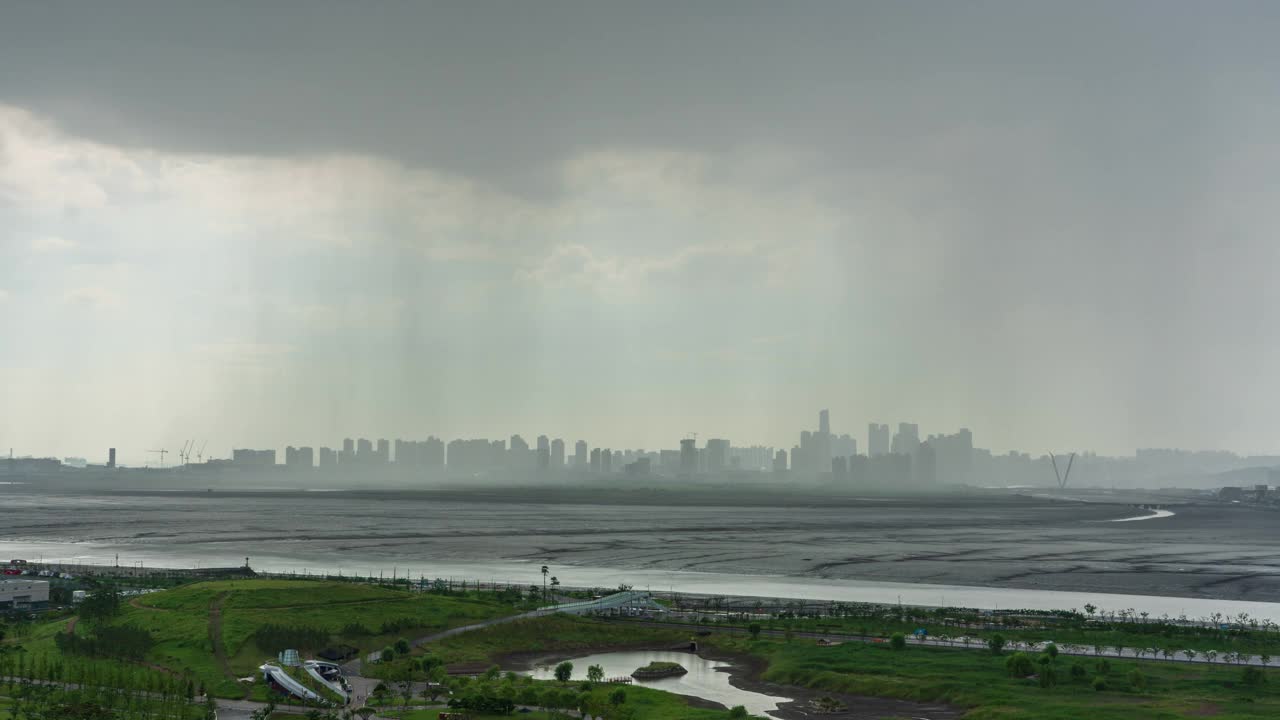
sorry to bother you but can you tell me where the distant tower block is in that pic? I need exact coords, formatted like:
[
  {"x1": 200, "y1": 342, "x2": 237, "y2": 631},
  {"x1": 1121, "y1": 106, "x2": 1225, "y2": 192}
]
[{"x1": 108, "y1": 448, "x2": 117, "y2": 469}]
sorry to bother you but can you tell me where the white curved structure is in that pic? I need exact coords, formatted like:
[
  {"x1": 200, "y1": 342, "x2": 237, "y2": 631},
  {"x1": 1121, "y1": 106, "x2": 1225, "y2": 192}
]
[
  {"x1": 303, "y1": 660, "x2": 349, "y2": 703},
  {"x1": 259, "y1": 662, "x2": 325, "y2": 703}
]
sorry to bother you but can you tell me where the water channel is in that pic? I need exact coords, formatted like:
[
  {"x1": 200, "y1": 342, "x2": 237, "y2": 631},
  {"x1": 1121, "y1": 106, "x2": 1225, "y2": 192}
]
[{"x1": 524, "y1": 649, "x2": 790, "y2": 717}]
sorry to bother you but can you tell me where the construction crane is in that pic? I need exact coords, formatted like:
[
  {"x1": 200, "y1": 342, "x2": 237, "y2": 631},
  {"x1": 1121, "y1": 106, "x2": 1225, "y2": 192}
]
[
  {"x1": 196, "y1": 439, "x2": 208, "y2": 463},
  {"x1": 147, "y1": 449, "x2": 168, "y2": 468},
  {"x1": 1049, "y1": 452, "x2": 1076, "y2": 489},
  {"x1": 178, "y1": 439, "x2": 192, "y2": 466}
]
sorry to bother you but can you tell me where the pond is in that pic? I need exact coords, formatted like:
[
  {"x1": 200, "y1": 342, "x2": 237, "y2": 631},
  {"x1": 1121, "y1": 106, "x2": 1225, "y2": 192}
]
[{"x1": 525, "y1": 649, "x2": 790, "y2": 717}]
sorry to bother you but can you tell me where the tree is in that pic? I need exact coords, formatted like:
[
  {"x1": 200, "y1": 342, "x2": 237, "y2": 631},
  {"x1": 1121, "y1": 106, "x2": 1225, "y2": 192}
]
[
  {"x1": 398, "y1": 679, "x2": 414, "y2": 707},
  {"x1": 747, "y1": 623, "x2": 762, "y2": 641},
  {"x1": 354, "y1": 708, "x2": 375, "y2": 720},
  {"x1": 1038, "y1": 663, "x2": 1058, "y2": 689},
  {"x1": 890, "y1": 633, "x2": 906, "y2": 651},
  {"x1": 728, "y1": 706, "x2": 749, "y2": 718},
  {"x1": 1127, "y1": 669, "x2": 1147, "y2": 692},
  {"x1": 380, "y1": 648, "x2": 394, "y2": 662},
  {"x1": 484, "y1": 665, "x2": 501, "y2": 681},
  {"x1": 554, "y1": 661, "x2": 573, "y2": 683},
  {"x1": 1261, "y1": 653, "x2": 1272, "y2": 668},
  {"x1": 1045, "y1": 643, "x2": 1058, "y2": 661},
  {"x1": 1084, "y1": 603, "x2": 1097, "y2": 618},
  {"x1": 1183, "y1": 649, "x2": 1197, "y2": 663},
  {"x1": 609, "y1": 688, "x2": 627, "y2": 706},
  {"x1": 251, "y1": 702, "x2": 277, "y2": 720},
  {"x1": 541, "y1": 565, "x2": 549, "y2": 602},
  {"x1": 394, "y1": 638, "x2": 410, "y2": 655},
  {"x1": 988, "y1": 634, "x2": 1006, "y2": 656},
  {"x1": 587, "y1": 664, "x2": 604, "y2": 684}
]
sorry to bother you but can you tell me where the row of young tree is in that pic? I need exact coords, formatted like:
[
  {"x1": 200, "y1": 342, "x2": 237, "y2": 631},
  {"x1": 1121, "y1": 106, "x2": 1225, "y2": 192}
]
[
  {"x1": 54, "y1": 625, "x2": 155, "y2": 661},
  {"x1": 1, "y1": 680, "x2": 210, "y2": 720}
]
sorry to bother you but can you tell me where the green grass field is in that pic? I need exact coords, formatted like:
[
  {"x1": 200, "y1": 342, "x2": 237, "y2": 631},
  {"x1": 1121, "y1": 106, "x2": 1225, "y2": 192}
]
[
  {"x1": 707, "y1": 633, "x2": 1280, "y2": 719},
  {"x1": 7, "y1": 579, "x2": 523, "y2": 699}
]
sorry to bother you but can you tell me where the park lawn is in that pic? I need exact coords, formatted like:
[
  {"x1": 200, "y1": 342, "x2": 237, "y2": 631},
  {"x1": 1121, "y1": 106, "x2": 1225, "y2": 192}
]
[
  {"x1": 676, "y1": 613, "x2": 1280, "y2": 658},
  {"x1": 378, "y1": 711, "x2": 556, "y2": 720},
  {"x1": 15, "y1": 579, "x2": 524, "y2": 700},
  {"x1": 431, "y1": 615, "x2": 690, "y2": 665},
  {"x1": 708, "y1": 634, "x2": 1280, "y2": 720}
]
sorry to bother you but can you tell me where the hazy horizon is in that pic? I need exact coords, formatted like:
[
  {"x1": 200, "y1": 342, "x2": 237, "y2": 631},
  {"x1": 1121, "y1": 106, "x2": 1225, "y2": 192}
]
[{"x1": 6, "y1": 2, "x2": 1280, "y2": 459}]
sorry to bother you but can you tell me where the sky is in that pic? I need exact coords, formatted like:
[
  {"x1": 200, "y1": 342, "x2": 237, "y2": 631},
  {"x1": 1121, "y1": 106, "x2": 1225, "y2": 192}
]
[{"x1": 3, "y1": 1, "x2": 1280, "y2": 463}]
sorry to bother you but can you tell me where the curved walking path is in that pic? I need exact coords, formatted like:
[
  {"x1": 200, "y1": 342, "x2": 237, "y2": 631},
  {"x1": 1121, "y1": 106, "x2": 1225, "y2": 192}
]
[{"x1": 207, "y1": 590, "x2": 249, "y2": 698}]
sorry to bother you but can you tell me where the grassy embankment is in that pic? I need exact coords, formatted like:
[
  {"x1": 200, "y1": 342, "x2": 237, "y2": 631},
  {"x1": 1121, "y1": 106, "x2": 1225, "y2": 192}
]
[
  {"x1": 6, "y1": 579, "x2": 525, "y2": 699},
  {"x1": 652, "y1": 610, "x2": 1280, "y2": 658},
  {"x1": 416, "y1": 612, "x2": 1280, "y2": 719},
  {"x1": 705, "y1": 632, "x2": 1280, "y2": 720},
  {"x1": 364, "y1": 614, "x2": 691, "y2": 680}
]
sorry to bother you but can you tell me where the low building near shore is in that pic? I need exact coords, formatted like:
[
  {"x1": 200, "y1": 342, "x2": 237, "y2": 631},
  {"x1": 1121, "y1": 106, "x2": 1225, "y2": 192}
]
[{"x1": 0, "y1": 578, "x2": 50, "y2": 612}]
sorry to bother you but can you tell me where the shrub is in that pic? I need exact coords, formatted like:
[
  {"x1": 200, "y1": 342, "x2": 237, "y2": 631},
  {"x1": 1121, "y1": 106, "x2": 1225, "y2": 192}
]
[
  {"x1": 729, "y1": 706, "x2": 749, "y2": 719},
  {"x1": 1127, "y1": 669, "x2": 1147, "y2": 692},
  {"x1": 1045, "y1": 643, "x2": 1059, "y2": 660},
  {"x1": 1092, "y1": 676, "x2": 1107, "y2": 691},
  {"x1": 394, "y1": 638, "x2": 410, "y2": 655},
  {"x1": 748, "y1": 624, "x2": 762, "y2": 640},
  {"x1": 1243, "y1": 667, "x2": 1267, "y2": 686},
  {"x1": 1096, "y1": 659, "x2": 1111, "y2": 675},
  {"x1": 1005, "y1": 652, "x2": 1035, "y2": 678},
  {"x1": 890, "y1": 633, "x2": 906, "y2": 651},
  {"x1": 1070, "y1": 662, "x2": 1087, "y2": 680}
]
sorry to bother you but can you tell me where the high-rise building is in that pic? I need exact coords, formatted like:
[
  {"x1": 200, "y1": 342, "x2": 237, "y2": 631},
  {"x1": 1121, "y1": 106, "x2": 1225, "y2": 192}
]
[
  {"x1": 574, "y1": 440, "x2": 587, "y2": 467},
  {"x1": 705, "y1": 439, "x2": 729, "y2": 473},
  {"x1": 679, "y1": 438, "x2": 697, "y2": 473},
  {"x1": 319, "y1": 447, "x2": 337, "y2": 467},
  {"x1": 232, "y1": 448, "x2": 276, "y2": 466},
  {"x1": 590, "y1": 447, "x2": 602, "y2": 472},
  {"x1": 285, "y1": 446, "x2": 314, "y2": 469},
  {"x1": 833, "y1": 434, "x2": 857, "y2": 458},
  {"x1": 601, "y1": 449, "x2": 613, "y2": 473},
  {"x1": 376, "y1": 439, "x2": 390, "y2": 463},
  {"x1": 356, "y1": 438, "x2": 373, "y2": 461},
  {"x1": 891, "y1": 423, "x2": 920, "y2": 455},
  {"x1": 536, "y1": 435, "x2": 550, "y2": 470},
  {"x1": 551, "y1": 438, "x2": 565, "y2": 467},
  {"x1": 773, "y1": 449, "x2": 787, "y2": 472},
  {"x1": 868, "y1": 424, "x2": 890, "y2": 457},
  {"x1": 913, "y1": 441, "x2": 936, "y2": 485},
  {"x1": 832, "y1": 455, "x2": 848, "y2": 478},
  {"x1": 819, "y1": 409, "x2": 830, "y2": 435},
  {"x1": 107, "y1": 448, "x2": 116, "y2": 469}
]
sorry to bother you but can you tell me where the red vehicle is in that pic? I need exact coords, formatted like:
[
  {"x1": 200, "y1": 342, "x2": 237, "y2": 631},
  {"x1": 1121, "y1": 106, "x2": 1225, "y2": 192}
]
[{"x1": 2, "y1": 569, "x2": 21, "y2": 575}]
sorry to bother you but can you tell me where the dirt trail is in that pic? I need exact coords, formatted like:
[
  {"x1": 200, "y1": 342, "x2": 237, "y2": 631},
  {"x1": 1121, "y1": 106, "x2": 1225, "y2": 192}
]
[{"x1": 208, "y1": 591, "x2": 247, "y2": 698}]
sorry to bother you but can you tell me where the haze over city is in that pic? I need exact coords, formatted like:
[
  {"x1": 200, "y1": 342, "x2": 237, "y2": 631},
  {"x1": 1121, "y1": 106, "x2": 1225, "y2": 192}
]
[
  {"x1": 6, "y1": 6, "x2": 1280, "y2": 720},
  {"x1": 6, "y1": 2, "x2": 1280, "y2": 460}
]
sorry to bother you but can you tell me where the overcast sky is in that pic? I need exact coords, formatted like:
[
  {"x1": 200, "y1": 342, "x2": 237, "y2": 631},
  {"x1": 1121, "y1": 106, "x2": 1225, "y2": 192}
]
[{"x1": 4, "y1": 2, "x2": 1280, "y2": 462}]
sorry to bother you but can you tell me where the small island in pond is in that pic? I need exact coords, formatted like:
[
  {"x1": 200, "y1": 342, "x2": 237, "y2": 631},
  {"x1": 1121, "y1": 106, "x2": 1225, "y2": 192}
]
[{"x1": 631, "y1": 661, "x2": 688, "y2": 679}]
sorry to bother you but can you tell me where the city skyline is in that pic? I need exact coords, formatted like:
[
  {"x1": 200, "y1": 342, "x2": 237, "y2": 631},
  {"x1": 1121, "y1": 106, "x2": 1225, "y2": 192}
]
[{"x1": 13, "y1": 408, "x2": 1278, "y2": 474}]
